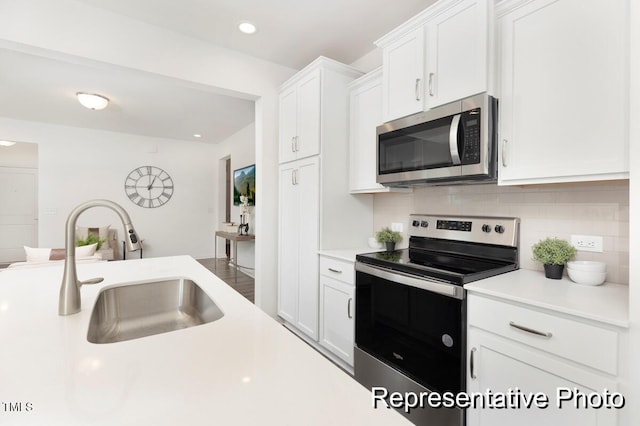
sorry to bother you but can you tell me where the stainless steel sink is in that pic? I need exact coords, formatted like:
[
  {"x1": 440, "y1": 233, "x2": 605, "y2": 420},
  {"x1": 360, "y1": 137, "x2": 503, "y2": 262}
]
[{"x1": 87, "y1": 278, "x2": 224, "y2": 344}]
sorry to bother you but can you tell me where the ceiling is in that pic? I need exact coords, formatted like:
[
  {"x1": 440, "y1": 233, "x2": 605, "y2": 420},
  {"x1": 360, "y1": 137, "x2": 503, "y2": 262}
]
[{"x1": 1, "y1": 0, "x2": 434, "y2": 143}]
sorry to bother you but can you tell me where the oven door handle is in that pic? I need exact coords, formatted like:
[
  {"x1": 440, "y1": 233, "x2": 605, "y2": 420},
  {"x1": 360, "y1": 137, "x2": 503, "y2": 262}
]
[{"x1": 356, "y1": 262, "x2": 464, "y2": 300}]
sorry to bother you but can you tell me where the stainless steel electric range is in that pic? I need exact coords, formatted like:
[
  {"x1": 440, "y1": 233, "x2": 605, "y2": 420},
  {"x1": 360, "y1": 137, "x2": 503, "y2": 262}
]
[{"x1": 354, "y1": 214, "x2": 520, "y2": 426}]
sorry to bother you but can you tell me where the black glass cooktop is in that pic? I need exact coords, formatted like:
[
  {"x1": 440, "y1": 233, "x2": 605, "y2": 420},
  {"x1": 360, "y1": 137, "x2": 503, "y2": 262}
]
[{"x1": 356, "y1": 248, "x2": 517, "y2": 285}]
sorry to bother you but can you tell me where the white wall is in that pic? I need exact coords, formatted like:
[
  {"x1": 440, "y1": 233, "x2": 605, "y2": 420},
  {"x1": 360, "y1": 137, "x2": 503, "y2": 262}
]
[
  {"x1": 0, "y1": 116, "x2": 218, "y2": 259},
  {"x1": 374, "y1": 182, "x2": 630, "y2": 284},
  {"x1": 0, "y1": 0, "x2": 297, "y2": 316},
  {"x1": 216, "y1": 123, "x2": 256, "y2": 277},
  {"x1": 0, "y1": 141, "x2": 38, "y2": 168}
]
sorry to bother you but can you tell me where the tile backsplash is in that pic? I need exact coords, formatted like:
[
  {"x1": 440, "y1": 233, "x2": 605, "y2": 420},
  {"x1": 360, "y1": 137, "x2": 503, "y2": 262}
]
[{"x1": 373, "y1": 182, "x2": 629, "y2": 284}]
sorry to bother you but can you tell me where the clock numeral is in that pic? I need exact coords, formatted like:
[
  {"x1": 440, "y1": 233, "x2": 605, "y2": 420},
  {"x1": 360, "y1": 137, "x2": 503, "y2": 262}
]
[
  {"x1": 137, "y1": 198, "x2": 146, "y2": 207},
  {"x1": 125, "y1": 185, "x2": 136, "y2": 189},
  {"x1": 128, "y1": 192, "x2": 139, "y2": 201},
  {"x1": 135, "y1": 168, "x2": 143, "y2": 177},
  {"x1": 161, "y1": 192, "x2": 172, "y2": 199},
  {"x1": 146, "y1": 166, "x2": 152, "y2": 175}
]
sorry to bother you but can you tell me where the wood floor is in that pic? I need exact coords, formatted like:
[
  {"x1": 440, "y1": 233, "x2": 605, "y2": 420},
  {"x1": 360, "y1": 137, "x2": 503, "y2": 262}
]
[{"x1": 197, "y1": 258, "x2": 255, "y2": 303}]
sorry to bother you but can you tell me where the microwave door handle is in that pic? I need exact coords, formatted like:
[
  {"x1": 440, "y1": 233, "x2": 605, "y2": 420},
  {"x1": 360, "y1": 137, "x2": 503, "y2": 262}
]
[{"x1": 449, "y1": 114, "x2": 462, "y2": 165}]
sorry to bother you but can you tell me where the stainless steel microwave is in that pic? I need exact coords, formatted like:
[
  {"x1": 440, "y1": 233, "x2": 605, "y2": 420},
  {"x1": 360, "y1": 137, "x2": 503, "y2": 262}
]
[{"x1": 376, "y1": 93, "x2": 498, "y2": 186}]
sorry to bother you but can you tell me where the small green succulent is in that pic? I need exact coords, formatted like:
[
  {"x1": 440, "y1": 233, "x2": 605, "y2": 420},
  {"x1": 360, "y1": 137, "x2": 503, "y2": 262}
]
[{"x1": 532, "y1": 237, "x2": 576, "y2": 265}]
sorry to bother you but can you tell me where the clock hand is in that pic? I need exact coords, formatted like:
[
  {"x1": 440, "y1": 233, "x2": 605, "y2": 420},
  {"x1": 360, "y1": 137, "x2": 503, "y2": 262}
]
[{"x1": 147, "y1": 176, "x2": 157, "y2": 191}]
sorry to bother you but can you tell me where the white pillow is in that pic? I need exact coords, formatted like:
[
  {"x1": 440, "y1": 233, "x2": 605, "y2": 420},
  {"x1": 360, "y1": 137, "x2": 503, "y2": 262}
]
[
  {"x1": 75, "y1": 243, "x2": 98, "y2": 257},
  {"x1": 24, "y1": 246, "x2": 51, "y2": 262},
  {"x1": 24, "y1": 244, "x2": 98, "y2": 262}
]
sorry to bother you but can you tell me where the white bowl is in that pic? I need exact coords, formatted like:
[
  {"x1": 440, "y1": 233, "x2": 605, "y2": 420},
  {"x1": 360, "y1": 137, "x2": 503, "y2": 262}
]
[
  {"x1": 567, "y1": 268, "x2": 606, "y2": 286},
  {"x1": 566, "y1": 261, "x2": 606, "y2": 273}
]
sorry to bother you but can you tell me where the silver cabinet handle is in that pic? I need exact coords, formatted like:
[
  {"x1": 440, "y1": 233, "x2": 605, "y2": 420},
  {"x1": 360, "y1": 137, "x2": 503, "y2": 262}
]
[
  {"x1": 328, "y1": 268, "x2": 342, "y2": 274},
  {"x1": 502, "y1": 139, "x2": 508, "y2": 167},
  {"x1": 509, "y1": 321, "x2": 552, "y2": 338},
  {"x1": 291, "y1": 137, "x2": 296, "y2": 152},
  {"x1": 415, "y1": 78, "x2": 421, "y2": 101},
  {"x1": 347, "y1": 298, "x2": 353, "y2": 319},
  {"x1": 470, "y1": 347, "x2": 477, "y2": 380},
  {"x1": 294, "y1": 136, "x2": 299, "y2": 152},
  {"x1": 291, "y1": 169, "x2": 295, "y2": 185},
  {"x1": 428, "y1": 72, "x2": 435, "y2": 97},
  {"x1": 294, "y1": 169, "x2": 298, "y2": 185}
]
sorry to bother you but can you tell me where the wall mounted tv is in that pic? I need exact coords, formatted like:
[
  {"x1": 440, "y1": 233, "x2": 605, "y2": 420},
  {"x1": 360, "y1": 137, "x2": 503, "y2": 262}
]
[{"x1": 233, "y1": 164, "x2": 256, "y2": 206}]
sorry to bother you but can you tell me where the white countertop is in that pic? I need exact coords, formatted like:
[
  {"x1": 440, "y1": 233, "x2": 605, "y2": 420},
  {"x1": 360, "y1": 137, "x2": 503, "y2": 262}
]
[
  {"x1": 464, "y1": 268, "x2": 629, "y2": 328},
  {"x1": 0, "y1": 256, "x2": 409, "y2": 425},
  {"x1": 318, "y1": 248, "x2": 381, "y2": 262}
]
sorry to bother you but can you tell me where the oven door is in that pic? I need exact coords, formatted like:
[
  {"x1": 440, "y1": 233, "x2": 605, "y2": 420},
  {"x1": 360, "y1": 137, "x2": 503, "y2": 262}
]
[{"x1": 354, "y1": 262, "x2": 466, "y2": 394}]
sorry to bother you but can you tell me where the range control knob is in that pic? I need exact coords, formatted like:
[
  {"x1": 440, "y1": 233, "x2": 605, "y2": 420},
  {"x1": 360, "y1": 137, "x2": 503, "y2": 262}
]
[
  {"x1": 420, "y1": 221, "x2": 429, "y2": 228},
  {"x1": 494, "y1": 225, "x2": 505, "y2": 234},
  {"x1": 481, "y1": 224, "x2": 492, "y2": 233},
  {"x1": 412, "y1": 220, "x2": 420, "y2": 227}
]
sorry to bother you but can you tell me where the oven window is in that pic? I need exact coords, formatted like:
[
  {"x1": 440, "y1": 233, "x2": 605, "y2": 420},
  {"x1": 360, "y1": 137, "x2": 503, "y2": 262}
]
[
  {"x1": 378, "y1": 116, "x2": 454, "y2": 175},
  {"x1": 355, "y1": 270, "x2": 465, "y2": 393}
]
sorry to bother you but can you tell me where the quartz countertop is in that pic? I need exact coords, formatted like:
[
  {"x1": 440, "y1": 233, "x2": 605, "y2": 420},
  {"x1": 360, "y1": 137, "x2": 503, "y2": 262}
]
[
  {"x1": 0, "y1": 256, "x2": 409, "y2": 425},
  {"x1": 464, "y1": 268, "x2": 629, "y2": 328},
  {"x1": 318, "y1": 248, "x2": 382, "y2": 262}
]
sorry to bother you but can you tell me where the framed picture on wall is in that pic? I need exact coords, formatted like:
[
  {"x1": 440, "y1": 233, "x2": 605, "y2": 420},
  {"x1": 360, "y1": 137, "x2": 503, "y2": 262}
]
[{"x1": 233, "y1": 164, "x2": 256, "y2": 206}]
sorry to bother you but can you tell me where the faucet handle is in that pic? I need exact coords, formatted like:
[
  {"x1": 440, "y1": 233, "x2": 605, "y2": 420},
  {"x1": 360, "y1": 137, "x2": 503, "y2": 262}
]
[{"x1": 79, "y1": 277, "x2": 104, "y2": 286}]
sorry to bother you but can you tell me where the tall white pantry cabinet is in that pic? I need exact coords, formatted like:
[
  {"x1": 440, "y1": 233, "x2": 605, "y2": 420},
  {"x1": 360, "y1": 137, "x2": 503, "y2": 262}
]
[{"x1": 277, "y1": 57, "x2": 373, "y2": 341}]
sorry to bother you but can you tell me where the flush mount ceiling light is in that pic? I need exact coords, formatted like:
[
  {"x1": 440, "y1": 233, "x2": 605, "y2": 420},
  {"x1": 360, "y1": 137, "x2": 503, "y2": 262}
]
[
  {"x1": 238, "y1": 21, "x2": 257, "y2": 34},
  {"x1": 76, "y1": 92, "x2": 110, "y2": 110},
  {"x1": 0, "y1": 140, "x2": 16, "y2": 147},
  {"x1": 193, "y1": 134, "x2": 202, "y2": 138}
]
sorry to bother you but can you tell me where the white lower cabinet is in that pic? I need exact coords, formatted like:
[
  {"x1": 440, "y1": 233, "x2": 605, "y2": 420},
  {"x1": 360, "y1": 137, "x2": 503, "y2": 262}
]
[
  {"x1": 319, "y1": 255, "x2": 355, "y2": 368},
  {"x1": 467, "y1": 293, "x2": 620, "y2": 426}
]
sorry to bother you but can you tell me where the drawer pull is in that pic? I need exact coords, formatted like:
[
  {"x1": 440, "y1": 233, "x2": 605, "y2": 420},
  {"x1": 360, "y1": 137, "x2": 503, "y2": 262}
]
[
  {"x1": 328, "y1": 268, "x2": 342, "y2": 274},
  {"x1": 348, "y1": 298, "x2": 353, "y2": 319},
  {"x1": 509, "y1": 321, "x2": 552, "y2": 338}
]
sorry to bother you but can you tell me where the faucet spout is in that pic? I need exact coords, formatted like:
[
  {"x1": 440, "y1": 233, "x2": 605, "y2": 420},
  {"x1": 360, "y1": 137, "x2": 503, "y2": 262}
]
[{"x1": 58, "y1": 199, "x2": 142, "y2": 316}]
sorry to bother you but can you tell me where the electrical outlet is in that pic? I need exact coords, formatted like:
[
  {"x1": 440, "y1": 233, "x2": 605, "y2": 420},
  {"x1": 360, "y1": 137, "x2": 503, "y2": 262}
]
[
  {"x1": 391, "y1": 222, "x2": 404, "y2": 233},
  {"x1": 571, "y1": 235, "x2": 603, "y2": 253}
]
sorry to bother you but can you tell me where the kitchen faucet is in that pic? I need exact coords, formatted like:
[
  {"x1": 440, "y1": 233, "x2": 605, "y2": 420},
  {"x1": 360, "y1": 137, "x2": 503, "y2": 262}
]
[{"x1": 58, "y1": 199, "x2": 142, "y2": 315}]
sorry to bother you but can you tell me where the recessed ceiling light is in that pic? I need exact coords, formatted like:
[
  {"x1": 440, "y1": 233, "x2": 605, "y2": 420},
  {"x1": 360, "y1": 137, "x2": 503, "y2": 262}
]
[
  {"x1": 193, "y1": 134, "x2": 202, "y2": 138},
  {"x1": 0, "y1": 140, "x2": 16, "y2": 147},
  {"x1": 76, "y1": 92, "x2": 110, "y2": 110},
  {"x1": 238, "y1": 21, "x2": 257, "y2": 35}
]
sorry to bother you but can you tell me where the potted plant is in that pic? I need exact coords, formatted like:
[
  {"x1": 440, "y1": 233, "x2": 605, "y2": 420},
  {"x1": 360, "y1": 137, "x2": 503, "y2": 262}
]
[
  {"x1": 532, "y1": 237, "x2": 577, "y2": 279},
  {"x1": 76, "y1": 232, "x2": 106, "y2": 250},
  {"x1": 375, "y1": 227, "x2": 402, "y2": 252}
]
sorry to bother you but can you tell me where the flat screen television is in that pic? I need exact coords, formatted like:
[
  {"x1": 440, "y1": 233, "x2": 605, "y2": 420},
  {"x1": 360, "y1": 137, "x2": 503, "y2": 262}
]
[{"x1": 233, "y1": 164, "x2": 256, "y2": 206}]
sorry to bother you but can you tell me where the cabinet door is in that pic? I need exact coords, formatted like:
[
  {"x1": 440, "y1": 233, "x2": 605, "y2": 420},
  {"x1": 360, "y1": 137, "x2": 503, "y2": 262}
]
[
  {"x1": 382, "y1": 27, "x2": 425, "y2": 122},
  {"x1": 319, "y1": 275, "x2": 355, "y2": 366},
  {"x1": 277, "y1": 164, "x2": 299, "y2": 323},
  {"x1": 425, "y1": 0, "x2": 487, "y2": 108},
  {"x1": 279, "y1": 85, "x2": 298, "y2": 164},
  {"x1": 296, "y1": 70, "x2": 322, "y2": 160},
  {"x1": 498, "y1": 0, "x2": 628, "y2": 184},
  {"x1": 294, "y1": 157, "x2": 320, "y2": 340},
  {"x1": 349, "y1": 73, "x2": 386, "y2": 192},
  {"x1": 467, "y1": 330, "x2": 617, "y2": 426}
]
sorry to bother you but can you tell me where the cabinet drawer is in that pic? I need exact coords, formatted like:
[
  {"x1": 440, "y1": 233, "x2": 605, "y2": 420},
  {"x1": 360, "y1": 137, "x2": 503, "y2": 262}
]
[
  {"x1": 319, "y1": 256, "x2": 354, "y2": 285},
  {"x1": 468, "y1": 295, "x2": 618, "y2": 375}
]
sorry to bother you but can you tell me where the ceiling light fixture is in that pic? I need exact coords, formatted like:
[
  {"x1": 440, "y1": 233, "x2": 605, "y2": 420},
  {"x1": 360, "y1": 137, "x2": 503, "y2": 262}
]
[
  {"x1": 238, "y1": 21, "x2": 257, "y2": 35},
  {"x1": 76, "y1": 92, "x2": 110, "y2": 110},
  {"x1": 0, "y1": 140, "x2": 16, "y2": 147},
  {"x1": 193, "y1": 134, "x2": 202, "y2": 138}
]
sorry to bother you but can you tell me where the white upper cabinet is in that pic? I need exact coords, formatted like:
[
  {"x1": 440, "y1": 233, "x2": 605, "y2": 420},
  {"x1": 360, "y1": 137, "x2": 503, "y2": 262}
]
[
  {"x1": 279, "y1": 58, "x2": 362, "y2": 165},
  {"x1": 348, "y1": 69, "x2": 413, "y2": 193},
  {"x1": 497, "y1": 0, "x2": 629, "y2": 185},
  {"x1": 380, "y1": 27, "x2": 426, "y2": 122},
  {"x1": 425, "y1": 0, "x2": 488, "y2": 108},
  {"x1": 278, "y1": 70, "x2": 321, "y2": 164},
  {"x1": 377, "y1": 0, "x2": 490, "y2": 122}
]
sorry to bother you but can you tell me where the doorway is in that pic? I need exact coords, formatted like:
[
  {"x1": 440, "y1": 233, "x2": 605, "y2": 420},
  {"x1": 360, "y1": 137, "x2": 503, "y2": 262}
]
[{"x1": 0, "y1": 142, "x2": 38, "y2": 265}]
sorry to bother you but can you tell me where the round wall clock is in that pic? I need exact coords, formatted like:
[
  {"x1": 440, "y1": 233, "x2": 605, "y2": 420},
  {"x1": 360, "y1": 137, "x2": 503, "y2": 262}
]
[{"x1": 124, "y1": 166, "x2": 174, "y2": 208}]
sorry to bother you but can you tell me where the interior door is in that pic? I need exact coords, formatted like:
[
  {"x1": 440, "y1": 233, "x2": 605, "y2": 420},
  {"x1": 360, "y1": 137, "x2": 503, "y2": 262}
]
[{"x1": 0, "y1": 168, "x2": 38, "y2": 263}]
